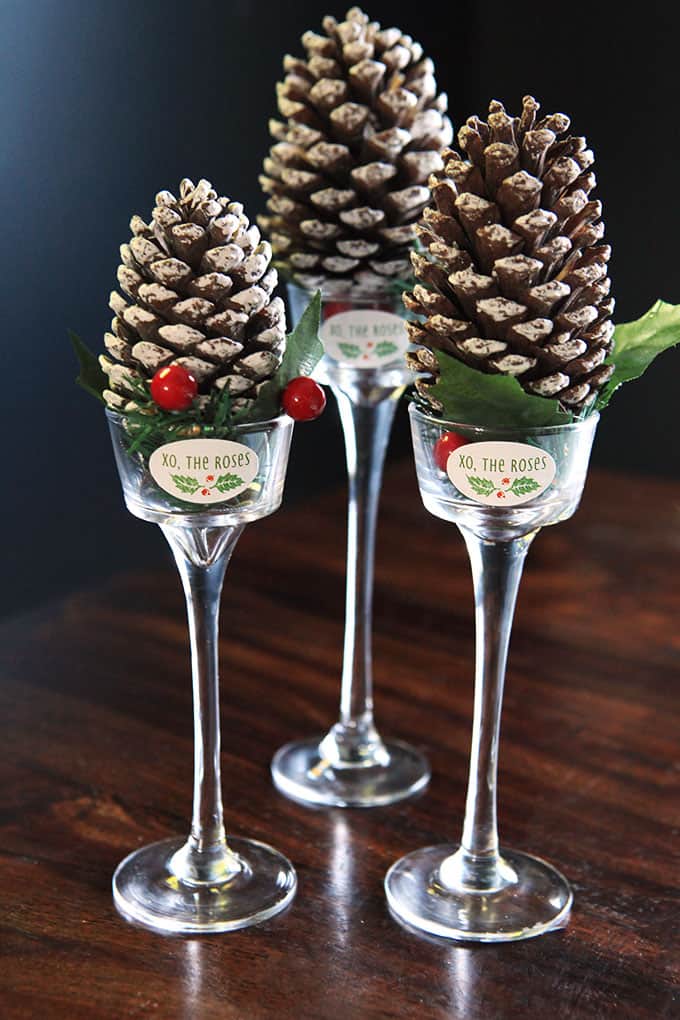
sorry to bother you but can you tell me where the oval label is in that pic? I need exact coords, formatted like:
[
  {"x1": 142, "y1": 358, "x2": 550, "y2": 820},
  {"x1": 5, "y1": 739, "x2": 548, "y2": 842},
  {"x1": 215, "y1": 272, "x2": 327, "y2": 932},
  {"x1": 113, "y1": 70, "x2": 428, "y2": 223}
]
[
  {"x1": 149, "y1": 439, "x2": 259, "y2": 505},
  {"x1": 320, "y1": 308, "x2": 409, "y2": 367},
  {"x1": 446, "y1": 441, "x2": 556, "y2": 506}
]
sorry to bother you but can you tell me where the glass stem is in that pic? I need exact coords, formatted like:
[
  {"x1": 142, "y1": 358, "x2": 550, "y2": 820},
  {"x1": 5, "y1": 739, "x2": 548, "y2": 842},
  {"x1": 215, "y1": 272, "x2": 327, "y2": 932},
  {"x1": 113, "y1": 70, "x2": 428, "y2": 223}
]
[
  {"x1": 319, "y1": 383, "x2": 402, "y2": 767},
  {"x1": 161, "y1": 523, "x2": 244, "y2": 886},
  {"x1": 439, "y1": 529, "x2": 535, "y2": 893}
]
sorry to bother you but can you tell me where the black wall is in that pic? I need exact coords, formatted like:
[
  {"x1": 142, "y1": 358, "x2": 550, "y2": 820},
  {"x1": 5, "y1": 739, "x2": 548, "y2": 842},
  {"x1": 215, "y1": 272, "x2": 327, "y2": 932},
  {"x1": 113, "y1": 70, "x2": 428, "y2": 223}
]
[{"x1": 1, "y1": 0, "x2": 679, "y2": 617}]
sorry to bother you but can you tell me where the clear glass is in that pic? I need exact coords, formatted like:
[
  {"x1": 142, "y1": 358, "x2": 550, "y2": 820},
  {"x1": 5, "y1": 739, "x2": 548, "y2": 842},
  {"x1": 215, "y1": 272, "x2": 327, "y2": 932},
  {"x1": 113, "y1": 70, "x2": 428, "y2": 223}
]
[
  {"x1": 106, "y1": 409, "x2": 297, "y2": 934},
  {"x1": 385, "y1": 405, "x2": 598, "y2": 942},
  {"x1": 271, "y1": 283, "x2": 430, "y2": 808}
]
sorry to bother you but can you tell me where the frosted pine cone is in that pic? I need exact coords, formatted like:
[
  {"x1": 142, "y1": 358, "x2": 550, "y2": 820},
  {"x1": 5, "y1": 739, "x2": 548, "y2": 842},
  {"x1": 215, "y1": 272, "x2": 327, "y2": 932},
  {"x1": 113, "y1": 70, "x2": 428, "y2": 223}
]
[
  {"x1": 259, "y1": 6, "x2": 452, "y2": 297},
  {"x1": 100, "y1": 178, "x2": 285, "y2": 413},
  {"x1": 405, "y1": 96, "x2": 614, "y2": 412}
]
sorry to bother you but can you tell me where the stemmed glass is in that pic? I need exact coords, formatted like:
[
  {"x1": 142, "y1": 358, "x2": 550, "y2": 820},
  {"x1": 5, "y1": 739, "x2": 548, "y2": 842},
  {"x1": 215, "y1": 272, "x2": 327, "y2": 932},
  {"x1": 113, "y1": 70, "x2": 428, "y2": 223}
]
[
  {"x1": 107, "y1": 409, "x2": 297, "y2": 934},
  {"x1": 270, "y1": 283, "x2": 430, "y2": 807},
  {"x1": 385, "y1": 404, "x2": 598, "y2": 941}
]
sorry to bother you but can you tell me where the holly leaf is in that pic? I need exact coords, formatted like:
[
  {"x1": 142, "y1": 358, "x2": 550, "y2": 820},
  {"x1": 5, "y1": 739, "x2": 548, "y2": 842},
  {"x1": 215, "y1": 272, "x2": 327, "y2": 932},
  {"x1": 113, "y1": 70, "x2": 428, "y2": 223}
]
[
  {"x1": 278, "y1": 289, "x2": 324, "y2": 383},
  {"x1": 69, "y1": 330, "x2": 108, "y2": 403},
  {"x1": 171, "y1": 474, "x2": 200, "y2": 495},
  {"x1": 233, "y1": 290, "x2": 323, "y2": 424},
  {"x1": 596, "y1": 300, "x2": 680, "y2": 410},
  {"x1": 214, "y1": 473, "x2": 244, "y2": 493},
  {"x1": 467, "y1": 476, "x2": 495, "y2": 496},
  {"x1": 429, "y1": 351, "x2": 572, "y2": 428},
  {"x1": 509, "y1": 476, "x2": 540, "y2": 496}
]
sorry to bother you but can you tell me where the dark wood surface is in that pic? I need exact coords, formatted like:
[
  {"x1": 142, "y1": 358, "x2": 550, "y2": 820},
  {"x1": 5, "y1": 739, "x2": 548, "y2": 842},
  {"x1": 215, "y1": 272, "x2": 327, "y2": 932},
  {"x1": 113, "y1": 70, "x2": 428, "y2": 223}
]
[{"x1": 1, "y1": 465, "x2": 678, "y2": 1020}]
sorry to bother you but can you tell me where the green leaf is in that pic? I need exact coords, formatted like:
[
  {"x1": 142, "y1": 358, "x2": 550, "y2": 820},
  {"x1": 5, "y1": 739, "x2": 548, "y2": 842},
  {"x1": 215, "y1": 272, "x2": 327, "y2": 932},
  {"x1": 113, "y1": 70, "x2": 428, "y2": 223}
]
[
  {"x1": 69, "y1": 330, "x2": 108, "y2": 403},
  {"x1": 596, "y1": 300, "x2": 680, "y2": 409},
  {"x1": 509, "y1": 476, "x2": 540, "y2": 496},
  {"x1": 214, "y1": 473, "x2": 244, "y2": 493},
  {"x1": 171, "y1": 474, "x2": 200, "y2": 495},
  {"x1": 234, "y1": 290, "x2": 324, "y2": 423},
  {"x1": 278, "y1": 289, "x2": 324, "y2": 383},
  {"x1": 467, "y1": 476, "x2": 496, "y2": 496},
  {"x1": 338, "y1": 341, "x2": 361, "y2": 359},
  {"x1": 429, "y1": 351, "x2": 572, "y2": 428}
]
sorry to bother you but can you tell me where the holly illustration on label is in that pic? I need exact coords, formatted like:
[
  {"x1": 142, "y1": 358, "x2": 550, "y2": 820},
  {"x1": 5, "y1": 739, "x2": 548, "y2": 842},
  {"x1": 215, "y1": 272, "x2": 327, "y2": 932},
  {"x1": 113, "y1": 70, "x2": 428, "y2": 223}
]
[
  {"x1": 150, "y1": 364, "x2": 198, "y2": 412},
  {"x1": 170, "y1": 472, "x2": 245, "y2": 497},
  {"x1": 338, "y1": 342, "x2": 361, "y2": 360},
  {"x1": 467, "y1": 474, "x2": 541, "y2": 500},
  {"x1": 375, "y1": 341, "x2": 398, "y2": 358}
]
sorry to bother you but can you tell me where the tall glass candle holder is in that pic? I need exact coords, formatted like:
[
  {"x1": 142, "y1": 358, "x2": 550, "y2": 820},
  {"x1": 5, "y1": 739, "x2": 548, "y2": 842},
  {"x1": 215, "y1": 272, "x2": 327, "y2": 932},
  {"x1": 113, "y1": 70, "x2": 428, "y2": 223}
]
[
  {"x1": 385, "y1": 404, "x2": 598, "y2": 941},
  {"x1": 271, "y1": 283, "x2": 430, "y2": 808},
  {"x1": 107, "y1": 409, "x2": 297, "y2": 934}
]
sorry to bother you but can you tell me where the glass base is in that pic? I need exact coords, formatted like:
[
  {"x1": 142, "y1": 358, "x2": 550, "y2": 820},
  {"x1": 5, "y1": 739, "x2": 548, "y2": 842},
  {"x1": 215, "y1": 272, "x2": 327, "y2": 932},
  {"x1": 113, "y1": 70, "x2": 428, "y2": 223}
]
[
  {"x1": 113, "y1": 836, "x2": 297, "y2": 935},
  {"x1": 385, "y1": 844, "x2": 572, "y2": 942},
  {"x1": 271, "y1": 737, "x2": 430, "y2": 808}
]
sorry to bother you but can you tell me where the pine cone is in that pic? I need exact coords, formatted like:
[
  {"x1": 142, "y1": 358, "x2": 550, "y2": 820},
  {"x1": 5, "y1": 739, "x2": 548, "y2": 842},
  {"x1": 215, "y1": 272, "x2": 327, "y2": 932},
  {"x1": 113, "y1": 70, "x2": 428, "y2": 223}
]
[
  {"x1": 100, "y1": 178, "x2": 286, "y2": 413},
  {"x1": 405, "y1": 96, "x2": 615, "y2": 413},
  {"x1": 259, "y1": 6, "x2": 452, "y2": 297}
]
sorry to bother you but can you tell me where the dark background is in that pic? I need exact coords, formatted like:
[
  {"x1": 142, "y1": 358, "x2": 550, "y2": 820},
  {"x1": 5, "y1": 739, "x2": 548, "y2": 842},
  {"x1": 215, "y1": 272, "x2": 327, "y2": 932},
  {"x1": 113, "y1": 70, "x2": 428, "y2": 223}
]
[{"x1": 1, "y1": 0, "x2": 678, "y2": 618}]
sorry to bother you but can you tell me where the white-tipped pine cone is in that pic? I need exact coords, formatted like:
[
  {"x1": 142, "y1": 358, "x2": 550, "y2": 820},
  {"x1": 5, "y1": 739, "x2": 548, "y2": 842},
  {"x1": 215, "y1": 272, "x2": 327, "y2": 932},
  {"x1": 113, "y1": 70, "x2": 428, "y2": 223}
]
[
  {"x1": 405, "y1": 96, "x2": 615, "y2": 413},
  {"x1": 100, "y1": 178, "x2": 286, "y2": 413},
  {"x1": 259, "y1": 6, "x2": 452, "y2": 297}
]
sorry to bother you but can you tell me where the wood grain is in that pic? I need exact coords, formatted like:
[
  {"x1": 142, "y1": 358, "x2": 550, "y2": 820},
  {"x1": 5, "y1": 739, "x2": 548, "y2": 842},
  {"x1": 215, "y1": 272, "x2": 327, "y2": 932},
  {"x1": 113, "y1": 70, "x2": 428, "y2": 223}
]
[{"x1": 0, "y1": 466, "x2": 678, "y2": 1019}]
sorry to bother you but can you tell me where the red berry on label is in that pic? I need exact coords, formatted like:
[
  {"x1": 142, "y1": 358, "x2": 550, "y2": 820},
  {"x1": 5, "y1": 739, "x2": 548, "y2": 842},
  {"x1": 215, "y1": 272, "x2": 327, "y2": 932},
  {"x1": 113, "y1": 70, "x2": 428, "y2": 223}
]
[
  {"x1": 502, "y1": 477, "x2": 510, "y2": 485},
  {"x1": 282, "y1": 376, "x2": 327, "y2": 422},
  {"x1": 433, "y1": 431, "x2": 469, "y2": 472},
  {"x1": 497, "y1": 492, "x2": 505, "y2": 499},
  {"x1": 206, "y1": 475, "x2": 215, "y2": 482},
  {"x1": 201, "y1": 489, "x2": 209, "y2": 496},
  {"x1": 150, "y1": 364, "x2": 198, "y2": 412}
]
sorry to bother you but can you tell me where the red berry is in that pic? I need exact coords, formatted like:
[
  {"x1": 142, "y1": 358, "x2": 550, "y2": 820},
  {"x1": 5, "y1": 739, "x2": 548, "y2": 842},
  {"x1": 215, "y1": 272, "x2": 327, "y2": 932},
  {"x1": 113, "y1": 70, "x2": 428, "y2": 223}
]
[
  {"x1": 206, "y1": 475, "x2": 215, "y2": 482},
  {"x1": 150, "y1": 364, "x2": 198, "y2": 412},
  {"x1": 201, "y1": 489, "x2": 209, "y2": 496},
  {"x1": 282, "y1": 376, "x2": 327, "y2": 422},
  {"x1": 497, "y1": 492, "x2": 505, "y2": 499},
  {"x1": 433, "y1": 431, "x2": 469, "y2": 472}
]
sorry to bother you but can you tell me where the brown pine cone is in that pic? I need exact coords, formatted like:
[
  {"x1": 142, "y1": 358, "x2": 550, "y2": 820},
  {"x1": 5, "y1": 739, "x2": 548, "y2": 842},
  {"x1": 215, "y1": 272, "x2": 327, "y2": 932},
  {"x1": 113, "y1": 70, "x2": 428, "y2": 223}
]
[
  {"x1": 259, "y1": 6, "x2": 452, "y2": 297},
  {"x1": 405, "y1": 96, "x2": 614, "y2": 413},
  {"x1": 100, "y1": 178, "x2": 286, "y2": 413}
]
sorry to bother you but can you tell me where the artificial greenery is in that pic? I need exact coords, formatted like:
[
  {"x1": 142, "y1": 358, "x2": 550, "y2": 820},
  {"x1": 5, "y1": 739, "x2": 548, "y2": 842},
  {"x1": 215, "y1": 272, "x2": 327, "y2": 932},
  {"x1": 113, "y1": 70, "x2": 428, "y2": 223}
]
[
  {"x1": 413, "y1": 352, "x2": 573, "y2": 428},
  {"x1": 231, "y1": 290, "x2": 322, "y2": 423},
  {"x1": 70, "y1": 290, "x2": 323, "y2": 459},
  {"x1": 69, "y1": 330, "x2": 108, "y2": 403},
  {"x1": 416, "y1": 300, "x2": 680, "y2": 427},
  {"x1": 595, "y1": 301, "x2": 680, "y2": 410}
]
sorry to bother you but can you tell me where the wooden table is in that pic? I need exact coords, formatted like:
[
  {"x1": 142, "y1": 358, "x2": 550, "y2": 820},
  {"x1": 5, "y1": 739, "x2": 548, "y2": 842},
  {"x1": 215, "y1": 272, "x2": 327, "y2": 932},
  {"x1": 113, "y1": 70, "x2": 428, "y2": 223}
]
[{"x1": 1, "y1": 466, "x2": 678, "y2": 1019}]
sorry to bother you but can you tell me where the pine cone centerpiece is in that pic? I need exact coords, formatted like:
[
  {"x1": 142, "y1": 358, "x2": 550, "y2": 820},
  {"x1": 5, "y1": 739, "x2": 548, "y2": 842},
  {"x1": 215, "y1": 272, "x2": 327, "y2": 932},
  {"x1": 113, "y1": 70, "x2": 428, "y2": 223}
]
[
  {"x1": 100, "y1": 178, "x2": 285, "y2": 413},
  {"x1": 406, "y1": 96, "x2": 614, "y2": 413},
  {"x1": 259, "y1": 6, "x2": 452, "y2": 297}
]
